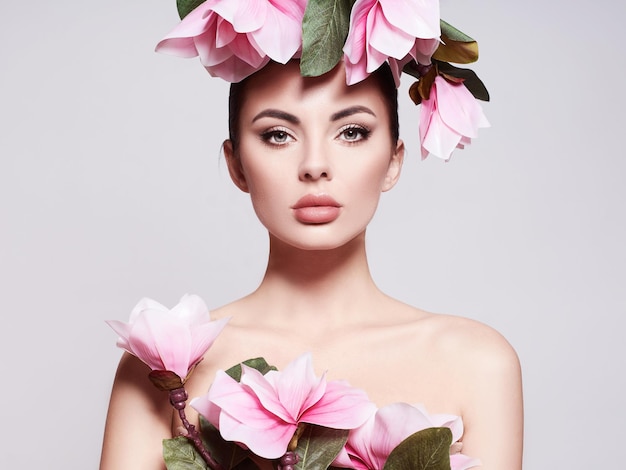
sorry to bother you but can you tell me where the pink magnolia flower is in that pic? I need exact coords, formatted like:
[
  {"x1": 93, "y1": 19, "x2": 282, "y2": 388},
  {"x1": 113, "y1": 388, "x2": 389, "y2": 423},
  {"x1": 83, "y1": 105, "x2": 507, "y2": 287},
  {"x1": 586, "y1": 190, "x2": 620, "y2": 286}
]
[
  {"x1": 106, "y1": 294, "x2": 229, "y2": 380},
  {"x1": 343, "y1": 0, "x2": 441, "y2": 85},
  {"x1": 333, "y1": 402, "x2": 480, "y2": 470},
  {"x1": 156, "y1": 0, "x2": 307, "y2": 82},
  {"x1": 191, "y1": 353, "x2": 376, "y2": 459},
  {"x1": 419, "y1": 75, "x2": 490, "y2": 160}
]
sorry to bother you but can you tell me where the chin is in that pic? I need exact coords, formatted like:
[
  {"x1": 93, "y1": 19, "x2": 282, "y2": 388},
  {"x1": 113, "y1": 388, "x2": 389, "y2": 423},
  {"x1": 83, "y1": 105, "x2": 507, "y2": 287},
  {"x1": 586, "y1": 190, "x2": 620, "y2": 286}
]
[{"x1": 270, "y1": 229, "x2": 366, "y2": 252}]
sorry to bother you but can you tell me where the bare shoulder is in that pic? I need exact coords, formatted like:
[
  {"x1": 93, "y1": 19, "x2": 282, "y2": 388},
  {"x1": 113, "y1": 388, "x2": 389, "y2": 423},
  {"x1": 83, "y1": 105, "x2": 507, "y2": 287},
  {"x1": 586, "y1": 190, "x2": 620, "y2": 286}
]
[
  {"x1": 412, "y1": 310, "x2": 523, "y2": 469},
  {"x1": 406, "y1": 307, "x2": 520, "y2": 370},
  {"x1": 375, "y1": 301, "x2": 522, "y2": 404},
  {"x1": 101, "y1": 353, "x2": 171, "y2": 469}
]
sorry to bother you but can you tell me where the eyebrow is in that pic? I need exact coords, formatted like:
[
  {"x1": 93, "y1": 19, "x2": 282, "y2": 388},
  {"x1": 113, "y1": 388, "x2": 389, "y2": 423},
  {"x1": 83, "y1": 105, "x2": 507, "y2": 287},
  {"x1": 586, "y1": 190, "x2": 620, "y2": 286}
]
[
  {"x1": 252, "y1": 109, "x2": 300, "y2": 124},
  {"x1": 330, "y1": 105, "x2": 376, "y2": 121},
  {"x1": 251, "y1": 105, "x2": 376, "y2": 125}
]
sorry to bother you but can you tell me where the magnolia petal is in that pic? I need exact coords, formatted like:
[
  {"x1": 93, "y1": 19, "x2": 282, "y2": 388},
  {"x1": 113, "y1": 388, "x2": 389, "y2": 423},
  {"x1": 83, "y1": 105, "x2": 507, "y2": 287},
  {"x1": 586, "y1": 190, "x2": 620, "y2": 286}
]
[
  {"x1": 379, "y1": 0, "x2": 441, "y2": 39},
  {"x1": 123, "y1": 333, "x2": 166, "y2": 372},
  {"x1": 435, "y1": 76, "x2": 489, "y2": 138},
  {"x1": 206, "y1": 55, "x2": 270, "y2": 82},
  {"x1": 410, "y1": 37, "x2": 440, "y2": 64},
  {"x1": 188, "y1": 316, "x2": 230, "y2": 366},
  {"x1": 239, "y1": 366, "x2": 294, "y2": 422},
  {"x1": 351, "y1": 403, "x2": 435, "y2": 468},
  {"x1": 107, "y1": 295, "x2": 227, "y2": 379},
  {"x1": 419, "y1": 87, "x2": 438, "y2": 156},
  {"x1": 338, "y1": 403, "x2": 473, "y2": 469},
  {"x1": 272, "y1": 353, "x2": 325, "y2": 419},
  {"x1": 172, "y1": 294, "x2": 209, "y2": 324},
  {"x1": 420, "y1": 104, "x2": 462, "y2": 160},
  {"x1": 189, "y1": 394, "x2": 222, "y2": 428},
  {"x1": 219, "y1": 409, "x2": 295, "y2": 459},
  {"x1": 377, "y1": 402, "x2": 433, "y2": 444},
  {"x1": 426, "y1": 410, "x2": 465, "y2": 443},
  {"x1": 206, "y1": 370, "x2": 296, "y2": 458},
  {"x1": 207, "y1": 370, "x2": 287, "y2": 428},
  {"x1": 211, "y1": 0, "x2": 266, "y2": 33},
  {"x1": 272, "y1": 0, "x2": 308, "y2": 20},
  {"x1": 300, "y1": 380, "x2": 376, "y2": 429},
  {"x1": 419, "y1": 76, "x2": 489, "y2": 160},
  {"x1": 342, "y1": 412, "x2": 381, "y2": 469},
  {"x1": 367, "y1": 4, "x2": 416, "y2": 60},
  {"x1": 195, "y1": 24, "x2": 235, "y2": 66},
  {"x1": 105, "y1": 319, "x2": 132, "y2": 350},
  {"x1": 251, "y1": 7, "x2": 302, "y2": 63},
  {"x1": 155, "y1": 37, "x2": 200, "y2": 58},
  {"x1": 137, "y1": 308, "x2": 193, "y2": 378},
  {"x1": 215, "y1": 16, "x2": 237, "y2": 48},
  {"x1": 225, "y1": 33, "x2": 267, "y2": 67},
  {"x1": 155, "y1": 5, "x2": 215, "y2": 57},
  {"x1": 332, "y1": 446, "x2": 354, "y2": 468},
  {"x1": 365, "y1": 43, "x2": 389, "y2": 74},
  {"x1": 450, "y1": 453, "x2": 482, "y2": 470},
  {"x1": 343, "y1": 0, "x2": 371, "y2": 65},
  {"x1": 344, "y1": 54, "x2": 369, "y2": 86},
  {"x1": 128, "y1": 297, "x2": 167, "y2": 322},
  {"x1": 388, "y1": 54, "x2": 415, "y2": 87},
  {"x1": 161, "y1": 5, "x2": 215, "y2": 38}
]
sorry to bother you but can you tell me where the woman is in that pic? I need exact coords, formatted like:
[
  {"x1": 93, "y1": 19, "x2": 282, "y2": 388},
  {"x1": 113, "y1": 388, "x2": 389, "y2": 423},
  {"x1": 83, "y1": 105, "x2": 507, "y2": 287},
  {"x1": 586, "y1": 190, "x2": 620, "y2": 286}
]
[{"x1": 101, "y1": 2, "x2": 523, "y2": 469}]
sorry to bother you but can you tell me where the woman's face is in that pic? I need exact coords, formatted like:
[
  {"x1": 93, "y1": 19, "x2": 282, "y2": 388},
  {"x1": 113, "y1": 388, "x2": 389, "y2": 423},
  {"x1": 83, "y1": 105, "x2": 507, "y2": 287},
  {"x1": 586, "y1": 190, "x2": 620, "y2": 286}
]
[{"x1": 225, "y1": 61, "x2": 404, "y2": 251}]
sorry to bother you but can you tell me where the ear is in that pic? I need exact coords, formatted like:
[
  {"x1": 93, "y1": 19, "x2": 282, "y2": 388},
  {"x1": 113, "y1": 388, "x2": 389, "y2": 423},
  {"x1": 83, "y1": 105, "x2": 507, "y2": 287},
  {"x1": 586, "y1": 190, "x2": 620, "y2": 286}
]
[
  {"x1": 382, "y1": 139, "x2": 404, "y2": 192},
  {"x1": 224, "y1": 140, "x2": 249, "y2": 193}
]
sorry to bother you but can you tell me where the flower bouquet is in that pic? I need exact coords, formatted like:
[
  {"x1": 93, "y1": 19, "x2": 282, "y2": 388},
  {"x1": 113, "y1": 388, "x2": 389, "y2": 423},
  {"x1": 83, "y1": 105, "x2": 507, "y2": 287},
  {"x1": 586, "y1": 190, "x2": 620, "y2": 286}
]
[
  {"x1": 107, "y1": 295, "x2": 480, "y2": 469},
  {"x1": 107, "y1": 295, "x2": 478, "y2": 470}
]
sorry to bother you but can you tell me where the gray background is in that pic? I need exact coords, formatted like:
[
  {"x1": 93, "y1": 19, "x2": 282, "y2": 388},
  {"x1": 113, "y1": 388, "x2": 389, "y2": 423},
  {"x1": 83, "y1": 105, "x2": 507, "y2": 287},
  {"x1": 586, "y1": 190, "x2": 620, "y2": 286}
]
[{"x1": 1, "y1": 0, "x2": 624, "y2": 468}]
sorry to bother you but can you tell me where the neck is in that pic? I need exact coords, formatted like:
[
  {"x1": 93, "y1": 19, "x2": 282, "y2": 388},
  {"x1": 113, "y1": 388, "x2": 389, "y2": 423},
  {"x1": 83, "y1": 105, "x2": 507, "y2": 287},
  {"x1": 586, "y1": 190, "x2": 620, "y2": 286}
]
[{"x1": 251, "y1": 231, "x2": 384, "y2": 324}]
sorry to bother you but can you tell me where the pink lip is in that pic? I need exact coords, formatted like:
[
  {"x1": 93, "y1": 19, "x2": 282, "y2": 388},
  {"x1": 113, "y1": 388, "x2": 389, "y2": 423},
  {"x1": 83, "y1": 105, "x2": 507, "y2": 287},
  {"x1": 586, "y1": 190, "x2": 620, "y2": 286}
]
[{"x1": 292, "y1": 194, "x2": 341, "y2": 224}]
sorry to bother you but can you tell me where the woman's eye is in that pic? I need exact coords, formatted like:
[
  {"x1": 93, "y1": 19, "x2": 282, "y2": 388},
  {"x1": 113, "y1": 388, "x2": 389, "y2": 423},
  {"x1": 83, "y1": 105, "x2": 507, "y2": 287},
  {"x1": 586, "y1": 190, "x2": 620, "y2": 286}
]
[
  {"x1": 338, "y1": 126, "x2": 370, "y2": 142},
  {"x1": 261, "y1": 129, "x2": 294, "y2": 145}
]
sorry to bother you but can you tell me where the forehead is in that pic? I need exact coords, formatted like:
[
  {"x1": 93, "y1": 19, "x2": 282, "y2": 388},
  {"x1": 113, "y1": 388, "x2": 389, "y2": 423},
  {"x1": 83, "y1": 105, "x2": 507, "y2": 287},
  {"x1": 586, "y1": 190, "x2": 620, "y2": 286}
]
[{"x1": 239, "y1": 61, "x2": 389, "y2": 120}]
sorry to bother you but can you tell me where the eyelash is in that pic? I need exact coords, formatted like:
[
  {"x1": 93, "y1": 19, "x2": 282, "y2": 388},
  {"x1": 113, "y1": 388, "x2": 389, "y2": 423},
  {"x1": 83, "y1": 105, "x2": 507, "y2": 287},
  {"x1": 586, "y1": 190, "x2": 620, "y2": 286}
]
[
  {"x1": 260, "y1": 127, "x2": 293, "y2": 146},
  {"x1": 337, "y1": 124, "x2": 371, "y2": 143},
  {"x1": 259, "y1": 124, "x2": 372, "y2": 147}
]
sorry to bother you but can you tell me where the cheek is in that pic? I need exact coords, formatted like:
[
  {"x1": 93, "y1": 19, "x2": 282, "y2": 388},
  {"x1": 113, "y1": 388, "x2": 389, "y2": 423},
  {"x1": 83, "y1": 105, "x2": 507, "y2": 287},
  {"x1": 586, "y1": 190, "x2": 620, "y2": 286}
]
[
  {"x1": 346, "y1": 154, "x2": 391, "y2": 200},
  {"x1": 240, "y1": 158, "x2": 291, "y2": 223},
  {"x1": 340, "y1": 154, "x2": 392, "y2": 225}
]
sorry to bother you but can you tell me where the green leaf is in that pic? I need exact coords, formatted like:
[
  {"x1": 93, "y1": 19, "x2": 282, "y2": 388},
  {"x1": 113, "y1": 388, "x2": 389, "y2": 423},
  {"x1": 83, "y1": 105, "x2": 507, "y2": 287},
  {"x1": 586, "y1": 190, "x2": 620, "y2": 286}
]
[
  {"x1": 177, "y1": 0, "x2": 206, "y2": 20},
  {"x1": 224, "y1": 357, "x2": 277, "y2": 382},
  {"x1": 300, "y1": 0, "x2": 353, "y2": 77},
  {"x1": 440, "y1": 20, "x2": 475, "y2": 43},
  {"x1": 383, "y1": 427, "x2": 452, "y2": 470},
  {"x1": 294, "y1": 425, "x2": 348, "y2": 469},
  {"x1": 163, "y1": 436, "x2": 209, "y2": 470},
  {"x1": 436, "y1": 61, "x2": 490, "y2": 101},
  {"x1": 433, "y1": 20, "x2": 479, "y2": 64},
  {"x1": 199, "y1": 415, "x2": 252, "y2": 469}
]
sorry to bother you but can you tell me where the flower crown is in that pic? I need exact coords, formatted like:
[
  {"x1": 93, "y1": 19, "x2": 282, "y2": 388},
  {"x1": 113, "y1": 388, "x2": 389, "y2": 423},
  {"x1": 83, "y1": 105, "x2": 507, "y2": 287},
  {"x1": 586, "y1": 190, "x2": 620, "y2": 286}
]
[{"x1": 156, "y1": 0, "x2": 490, "y2": 161}]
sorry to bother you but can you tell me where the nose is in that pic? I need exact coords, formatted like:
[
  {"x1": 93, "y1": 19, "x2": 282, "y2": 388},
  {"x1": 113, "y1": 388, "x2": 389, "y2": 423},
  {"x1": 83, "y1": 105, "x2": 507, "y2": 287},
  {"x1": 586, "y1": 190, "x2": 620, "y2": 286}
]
[{"x1": 298, "y1": 141, "x2": 332, "y2": 181}]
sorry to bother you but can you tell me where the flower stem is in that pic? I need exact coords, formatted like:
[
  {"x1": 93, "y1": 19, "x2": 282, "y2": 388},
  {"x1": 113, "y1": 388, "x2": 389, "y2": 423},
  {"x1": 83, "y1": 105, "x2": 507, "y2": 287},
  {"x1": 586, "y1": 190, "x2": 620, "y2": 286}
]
[{"x1": 169, "y1": 387, "x2": 224, "y2": 470}]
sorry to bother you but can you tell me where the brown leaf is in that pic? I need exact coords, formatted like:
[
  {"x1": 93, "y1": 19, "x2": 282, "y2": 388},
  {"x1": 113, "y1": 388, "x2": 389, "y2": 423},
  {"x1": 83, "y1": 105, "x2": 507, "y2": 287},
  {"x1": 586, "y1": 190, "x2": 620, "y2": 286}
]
[
  {"x1": 432, "y1": 34, "x2": 479, "y2": 64},
  {"x1": 440, "y1": 72, "x2": 466, "y2": 84},
  {"x1": 408, "y1": 81, "x2": 422, "y2": 105}
]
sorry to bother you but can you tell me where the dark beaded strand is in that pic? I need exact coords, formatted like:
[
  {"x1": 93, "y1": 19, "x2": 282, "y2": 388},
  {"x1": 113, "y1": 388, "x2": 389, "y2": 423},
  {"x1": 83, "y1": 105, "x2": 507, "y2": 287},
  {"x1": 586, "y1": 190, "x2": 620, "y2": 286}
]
[
  {"x1": 278, "y1": 451, "x2": 300, "y2": 470},
  {"x1": 169, "y1": 387, "x2": 224, "y2": 470}
]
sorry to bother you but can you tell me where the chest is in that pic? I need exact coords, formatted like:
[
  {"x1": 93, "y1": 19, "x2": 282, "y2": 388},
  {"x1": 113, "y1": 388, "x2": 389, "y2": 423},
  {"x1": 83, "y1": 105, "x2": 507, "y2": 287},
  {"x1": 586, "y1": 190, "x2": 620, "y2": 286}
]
[{"x1": 189, "y1": 324, "x2": 462, "y2": 416}]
